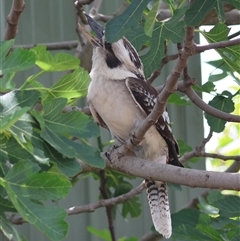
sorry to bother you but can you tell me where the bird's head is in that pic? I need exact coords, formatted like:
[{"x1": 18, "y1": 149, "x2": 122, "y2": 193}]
[{"x1": 78, "y1": 14, "x2": 145, "y2": 80}]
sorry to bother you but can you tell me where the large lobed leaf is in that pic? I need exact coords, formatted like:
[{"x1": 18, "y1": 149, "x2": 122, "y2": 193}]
[
  {"x1": 0, "y1": 40, "x2": 36, "y2": 75},
  {"x1": 201, "y1": 23, "x2": 240, "y2": 75},
  {"x1": 105, "y1": 0, "x2": 152, "y2": 43},
  {"x1": 144, "y1": 1, "x2": 160, "y2": 37},
  {"x1": 172, "y1": 191, "x2": 240, "y2": 241},
  {"x1": 0, "y1": 161, "x2": 71, "y2": 241},
  {"x1": 141, "y1": 7, "x2": 186, "y2": 77},
  {"x1": 205, "y1": 91, "x2": 235, "y2": 133},
  {"x1": 0, "y1": 89, "x2": 103, "y2": 174},
  {"x1": 32, "y1": 97, "x2": 105, "y2": 168},
  {"x1": 185, "y1": 0, "x2": 240, "y2": 26},
  {"x1": 30, "y1": 45, "x2": 80, "y2": 71}
]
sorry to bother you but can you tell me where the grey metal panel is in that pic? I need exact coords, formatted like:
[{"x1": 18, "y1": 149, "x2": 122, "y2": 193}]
[{"x1": 1, "y1": 1, "x2": 204, "y2": 240}]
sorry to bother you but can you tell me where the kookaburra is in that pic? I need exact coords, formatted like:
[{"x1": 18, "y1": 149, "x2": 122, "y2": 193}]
[{"x1": 79, "y1": 14, "x2": 183, "y2": 238}]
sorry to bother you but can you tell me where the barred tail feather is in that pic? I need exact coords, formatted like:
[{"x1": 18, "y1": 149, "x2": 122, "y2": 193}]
[{"x1": 145, "y1": 179, "x2": 172, "y2": 238}]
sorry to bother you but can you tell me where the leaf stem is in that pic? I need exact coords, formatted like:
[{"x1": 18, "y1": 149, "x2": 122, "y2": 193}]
[{"x1": 20, "y1": 70, "x2": 45, "y2": 90}]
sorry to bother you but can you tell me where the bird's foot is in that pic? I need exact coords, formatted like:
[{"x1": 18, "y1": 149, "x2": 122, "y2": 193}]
[
  {"x1": 104, "y1": 145, "x2": 119, "y2": 162},
  {"x1": 129, "y1": 131, "x2": 141, "y2": 146}
]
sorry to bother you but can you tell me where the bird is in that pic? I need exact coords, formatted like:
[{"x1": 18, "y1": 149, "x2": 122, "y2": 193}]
[{"x1": 78, "y1": 14, "x2": 183, "y2": 239}]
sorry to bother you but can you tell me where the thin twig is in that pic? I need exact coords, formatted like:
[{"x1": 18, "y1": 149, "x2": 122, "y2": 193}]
[
  {"x1": 75, "y1": 0, "x2": 94, "y2": 24},
  {"x1": 179, "y1": 130, "x2": 213, "y2": 163},
  {"x1": 99, "y1": 170, "x2": 116, "y2": 241},
  {"x1": 62, "y1": 105, "x2": 91, "y2": 116},
  {"x1": 9, "y1": 182, "x2": 145, "y2": 225},
  {"x1": 196, "y1": 38, "x2": 240, "y2": 53},
  {"x1": 146, "y1": 54, "x2": 178, "y2": 84},
  {"x1": 13, "y1": 40, "x2": 79, "y2": 50},
  {"x1": 4, "y1": 0, "x2": 25, "y2": 40},
  {"x1": 228, "y1": 30, "x2": 240, "y2": 40},
  {"x1": 184, "y1": 86, "x2": 240, "y2": 123},
  {"x1": 200, "y1": 153, "x2": 240, "y2": 162}
]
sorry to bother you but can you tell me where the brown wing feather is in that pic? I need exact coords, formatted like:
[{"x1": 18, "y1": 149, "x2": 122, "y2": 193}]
[{"x1": 125, "y1": 77, "x2": 183, "y2": 167}]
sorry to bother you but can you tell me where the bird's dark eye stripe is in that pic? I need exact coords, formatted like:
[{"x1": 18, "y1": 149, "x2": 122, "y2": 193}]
[
  {"x1": 104, "y1": 42, "x2": 122, "y2": 68},
  {"x1": 123, "y1": 39, "x2": 142, "y2": 69}
]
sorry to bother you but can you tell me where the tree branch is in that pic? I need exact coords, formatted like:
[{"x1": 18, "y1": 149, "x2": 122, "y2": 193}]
[
  {"x1": 200, "y1": 152, "x2": 240, "y2": 162},
  {"x1": 99, "y1": 170, "x2": 116, "y2": 241},
  {"x1": 13, "y1": 40, "x2": 79, "y2": 51},
  {"x1": 185, "y1": 159, "x2": 240, "y2": 210},
  {"x1": 63, "y1": 105, "x2": 91, "y2": 116},
  {"x1": 9, "y1": 182, "x2": 145, "y2": 225},
  {"x1": 179, "y1": 84, "x2": 240, "y2": 123},
  {"x1": 78, "y1": 150, "x2": 240, "y2": 191},
  {"x1": 196, "y1": 38, "x2": 240, "y2": 53},
  {"x1": 4, "y1": 0, "x2": 25, "y2": 40},
  {"x1": 156, "y1": 8, "x2": 240, "y2": 25},
  {"x1": 77, "y1": 147, "x2": 240, "y2": 190},
  {"x1": 180, "y1": 130, "x2": 213, "y2": 163},
  {"x1": 202, "y1": 9, "x2": 240, "y2": 25}
]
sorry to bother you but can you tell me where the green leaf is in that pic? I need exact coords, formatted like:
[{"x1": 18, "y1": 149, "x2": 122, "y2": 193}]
[
  {"x1": 0, "y1": 72, "x2": 16, "y2": 92},
  {"x1": 0, "y1": 90, "x2": 39, "y2": 141},
  {"x1": 172, "y1": 211, "x2": 218, "y2": 241},
  {"x1": 141, "y1": 7, "x2": 186, "y2": 77},
  {"x1": 0, "y1": 195, "x2": 16, "y2": 212},
  {"x1": 177, "y1": 139, "x2": 192, "y2": 156},
  {"x1": 114, "y1": 183, "x2": 133, "y2": 197},
  {"x1": 144, "y1": 1, "x2": 160, "y2": 37},
  {"x1": 0, "y1": 135, "x2": 34, "y2": 164},
  {"x1": 185, "y1": 0, "x2": 240, "y2": 26},
  {"x1": 0, "y1": 39, "x2": 15, "y2": 57},
  {"x1": 0, "y1": 213, "x2": 24, "y2": 241},
  {"x1": 207, "y1": 190, "x2": 224, "y2": 204},
  {"x1": 168, "y1": 92, "x2": 191, "y2": 106},
  {"x1": 31, "y1": 45, "x2": 80, "y2": 71},
  {"x1": 172, "y1": 208, "x2": 200, "y2": 229},
  {"x1": 206, "y1": 59, "x2": 240, "y2": 84},
  {"x1": 70, "y1": 141, "x2": 105, "y2": 168},
  {"x1": 232, "y1": 235, "x2": 240, "y2": 241},
  {"x1": 201, "y1": 23, "x2": 240, "y2": 74},
  {"x1": 48, "y1": 68, "x2": 90, "y2": 102},
  {"x1": 197, "y1": 214, "x2": 223, "y2": 241},
  {"x1": 212, "y1": 195, "x2": 240, "y2": 217},
  {"x1": 0, "y1": 90, "x2": 39, "y2": 115},
  {"x1": 0, "y1": 107, "x2": 30, "y2": 133},
  {"x1": 1, "y1": 161, "x2": 71, "y2": 240},
  {"x1": 125, "y1": 24, "x2": 151, "y2": 51},
  {"x1": 122, "y1": 196, "x2": 142, "y2": 218},
  {"x1": 205, "y1": 94, "x2": 235, "y2": 132},
  {"x1": 42, "y1": 98, "x2": 99, "y2": 140},
  {"x1": 208, "y1": 73, "x2": 228, "y2": 82},
  {"x1": 172, "y1": 224, "x2": 214, "y2": 241},
  {"x1": 0, "y1": 90, "x2": 49, "y2": 165},
  {"x1": 1, "y1": 47, "x2": 36, "y2": 74},
  {"x1": 34, "y1": 98, "x2": 104, "y2": 168},
  {"x1": 87, "y1": 226, "x2": 111, "y2": 241},
  {"x1": 199, "y1": 82, "x2": 216, "y2": 93},
  {"x1": 210, "y1": 216, "x2": 240, "y2": 229},
  {"x1": 105, "y1": 0, "x2": 152, "y2": 42}
]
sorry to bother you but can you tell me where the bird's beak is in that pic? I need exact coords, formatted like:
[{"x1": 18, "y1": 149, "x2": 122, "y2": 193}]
[{"x1": 78, "y1": 14, "x2": 104, "y2": 47}]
